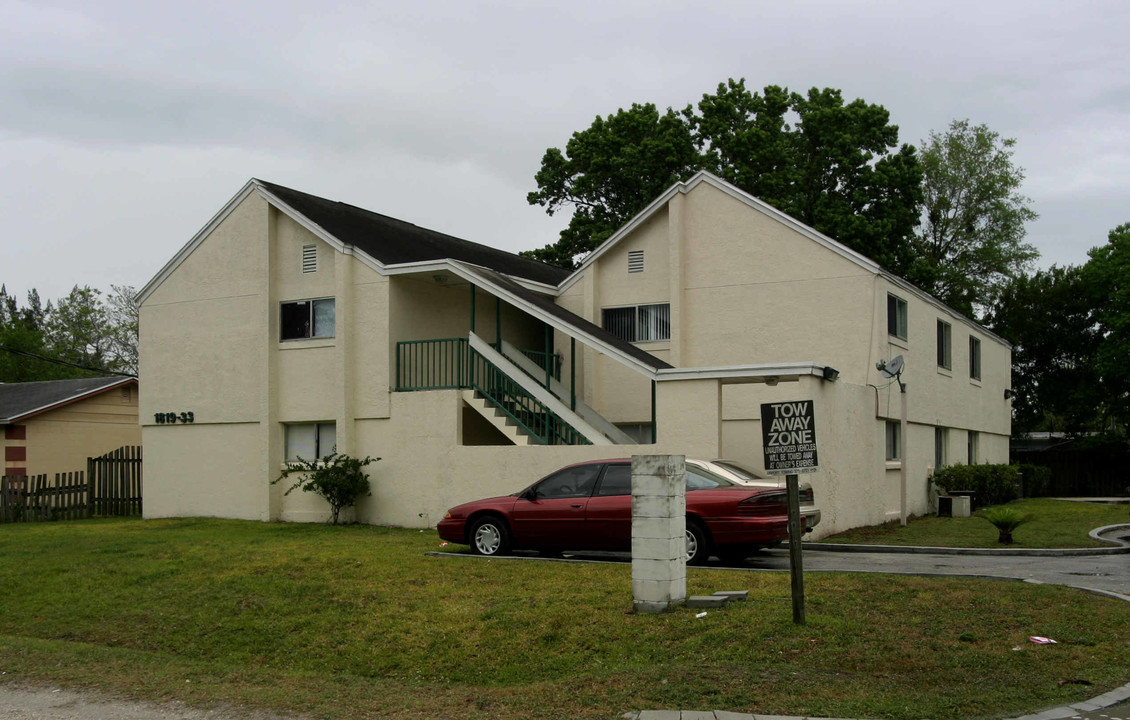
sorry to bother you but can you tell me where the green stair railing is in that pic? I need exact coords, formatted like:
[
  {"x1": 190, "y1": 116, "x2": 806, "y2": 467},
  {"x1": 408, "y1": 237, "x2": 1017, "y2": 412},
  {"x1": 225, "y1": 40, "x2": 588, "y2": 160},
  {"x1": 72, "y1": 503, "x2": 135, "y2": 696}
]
[{"x1": 395, "y1": 339, "x2": 589, "y2": 446}]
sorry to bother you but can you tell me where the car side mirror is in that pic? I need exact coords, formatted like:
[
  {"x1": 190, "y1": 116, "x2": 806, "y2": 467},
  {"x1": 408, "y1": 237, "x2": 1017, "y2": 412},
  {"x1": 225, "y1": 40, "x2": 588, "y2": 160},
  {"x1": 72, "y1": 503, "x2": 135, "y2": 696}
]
[{"x1": 522, "y1": 488, "x2": 539, "y2": 501}]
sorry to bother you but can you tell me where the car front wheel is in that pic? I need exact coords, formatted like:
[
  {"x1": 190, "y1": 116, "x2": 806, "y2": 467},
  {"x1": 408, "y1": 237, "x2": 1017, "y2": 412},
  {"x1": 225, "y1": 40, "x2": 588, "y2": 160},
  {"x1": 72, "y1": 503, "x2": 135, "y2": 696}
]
[
  {"x1": 685, "y1": 519, "x2": 710, "y2": 566},
  {"x1": 469, "y1": 516, "x2": 511, "y2": 557}
]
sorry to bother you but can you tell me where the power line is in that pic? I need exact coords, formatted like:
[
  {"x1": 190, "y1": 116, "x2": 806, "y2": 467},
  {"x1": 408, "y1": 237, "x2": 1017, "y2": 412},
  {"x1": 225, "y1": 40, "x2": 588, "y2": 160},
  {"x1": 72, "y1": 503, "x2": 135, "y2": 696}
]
[{"x1": 0, "y1": 344, "x2": 135, "y2": 378}]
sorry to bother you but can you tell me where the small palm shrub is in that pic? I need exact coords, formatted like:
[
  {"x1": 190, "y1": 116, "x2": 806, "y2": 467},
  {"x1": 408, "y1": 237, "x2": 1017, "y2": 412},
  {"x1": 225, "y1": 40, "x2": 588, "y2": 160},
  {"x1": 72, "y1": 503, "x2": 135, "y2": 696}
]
[
  {"x1": 977, "y1": 506, "x2": 1034, "y2": 544},
  {"x1": 274, "y1": 452, "x2": 379, "y2": 525}
]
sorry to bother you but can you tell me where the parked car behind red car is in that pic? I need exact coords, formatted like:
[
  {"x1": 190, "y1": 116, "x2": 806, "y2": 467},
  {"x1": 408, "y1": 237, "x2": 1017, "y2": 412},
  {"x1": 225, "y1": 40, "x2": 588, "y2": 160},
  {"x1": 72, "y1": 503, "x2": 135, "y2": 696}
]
[{"x1": 437, "y1": 458, "x2": 799, "y2": 565}]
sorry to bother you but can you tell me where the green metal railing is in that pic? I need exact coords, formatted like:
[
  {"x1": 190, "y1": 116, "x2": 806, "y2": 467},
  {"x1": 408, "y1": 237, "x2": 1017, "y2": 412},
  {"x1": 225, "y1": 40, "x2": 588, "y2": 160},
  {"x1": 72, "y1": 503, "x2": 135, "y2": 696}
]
[
  {"x1": 395, "y1": 339, "x2": 589, "y2": 446},
  {"x1": 396, "y1": 338, "x2": 470, "y2": 391},
  {"x1": 519, "y1": 349, "x2": 562, "y2": 383}
]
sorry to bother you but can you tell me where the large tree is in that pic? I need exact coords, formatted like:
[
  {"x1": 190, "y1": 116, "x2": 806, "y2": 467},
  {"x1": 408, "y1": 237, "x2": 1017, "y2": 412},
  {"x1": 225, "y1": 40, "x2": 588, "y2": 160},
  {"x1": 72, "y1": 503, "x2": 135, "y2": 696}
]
[
  {"x1": 691, "y1": 80, "x2": 923, "y2": 274},
  {"x1": 524, "y1": 80, "x2": 923, "y2": 272},
  {"x1": 523, "y1": 103, "x2": 700, "y2": 268},
  {"x1": 910, "y1": 119, "x2": 1039, "y2": 318},
  {"x1": 988, "y1": 266, "x2": 1103, "y2": 434},
  {"x1": 1082, "y1": 222, "x2": 1130, "y2": 433},
  {"x1": 0, "y1": 284, "x2": 138, "y2": 382}
]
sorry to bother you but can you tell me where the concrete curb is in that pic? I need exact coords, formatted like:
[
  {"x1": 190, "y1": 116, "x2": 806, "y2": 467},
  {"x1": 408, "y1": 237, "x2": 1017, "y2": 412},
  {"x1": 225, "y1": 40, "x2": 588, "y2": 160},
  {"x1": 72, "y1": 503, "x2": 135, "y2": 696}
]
[{"x1": 804, "y1": 523, "x2": 1130, "y2": 556}]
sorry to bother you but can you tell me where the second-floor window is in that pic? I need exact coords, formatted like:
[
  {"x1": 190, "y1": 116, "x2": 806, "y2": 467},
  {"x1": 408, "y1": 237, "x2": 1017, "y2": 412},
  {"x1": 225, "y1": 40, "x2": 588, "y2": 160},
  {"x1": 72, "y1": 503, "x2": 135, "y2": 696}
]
[
  {"x1": 281, "y1": 298, "x2": 335, "y2": 340},
  {"x1": 937, "y1": 319, "x2": 952, "y2": 370},
  {"x1": 969, "y1": 336, "x2": 982, "y2": 381},
  {"x1": 888, "y1": 294, "x2": 908, "y2": 341},
  {"x1": 602, "y1": 303, "x2": 670, "y2": 342}
]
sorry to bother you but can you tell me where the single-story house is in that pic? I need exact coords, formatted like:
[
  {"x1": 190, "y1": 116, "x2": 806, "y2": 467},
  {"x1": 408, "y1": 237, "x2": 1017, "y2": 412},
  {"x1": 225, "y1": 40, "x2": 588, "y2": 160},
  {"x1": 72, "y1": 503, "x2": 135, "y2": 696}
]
[
  {"x1": 138, "y1": 172, "x2": 1011, "y2": 535},
  {"x1": 1, "y1": 376, "x2": 140, "y2": 479}
]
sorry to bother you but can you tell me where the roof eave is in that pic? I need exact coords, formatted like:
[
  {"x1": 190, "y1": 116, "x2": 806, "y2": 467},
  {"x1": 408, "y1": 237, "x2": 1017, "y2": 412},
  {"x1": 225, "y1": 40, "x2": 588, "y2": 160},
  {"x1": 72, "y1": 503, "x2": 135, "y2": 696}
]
[{"x1": 1, "y1": 377, "x2": 137, "y2": 424}]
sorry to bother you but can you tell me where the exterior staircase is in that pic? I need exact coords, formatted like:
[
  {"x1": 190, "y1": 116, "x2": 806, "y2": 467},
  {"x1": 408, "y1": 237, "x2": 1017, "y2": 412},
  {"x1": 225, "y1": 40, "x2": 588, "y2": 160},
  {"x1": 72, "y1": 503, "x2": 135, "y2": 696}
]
[{"x1": 461, "y1": 390, "x2": 539, "y2": 445}]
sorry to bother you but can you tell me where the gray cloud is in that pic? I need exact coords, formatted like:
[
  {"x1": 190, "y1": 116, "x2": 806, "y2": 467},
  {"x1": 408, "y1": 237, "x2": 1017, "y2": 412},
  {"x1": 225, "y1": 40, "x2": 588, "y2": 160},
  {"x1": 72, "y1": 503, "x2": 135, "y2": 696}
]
[{"x1": 2, "y1": 0, "x2": 1128, "y2": 303}]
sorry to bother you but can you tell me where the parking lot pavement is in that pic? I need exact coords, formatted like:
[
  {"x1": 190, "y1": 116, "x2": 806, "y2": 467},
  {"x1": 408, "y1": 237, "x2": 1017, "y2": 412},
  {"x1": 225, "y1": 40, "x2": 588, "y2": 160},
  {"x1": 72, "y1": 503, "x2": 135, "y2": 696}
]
[{"x1": 763, "y1": 544, "x2": 1130, "y2": 599}]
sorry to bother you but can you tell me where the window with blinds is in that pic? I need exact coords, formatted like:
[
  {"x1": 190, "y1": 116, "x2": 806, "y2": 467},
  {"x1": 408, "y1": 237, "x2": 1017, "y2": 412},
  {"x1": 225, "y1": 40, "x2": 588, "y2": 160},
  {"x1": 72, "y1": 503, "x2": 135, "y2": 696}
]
[{"x1": 602, "y1": 303, "x2": 670, "y2": 342}]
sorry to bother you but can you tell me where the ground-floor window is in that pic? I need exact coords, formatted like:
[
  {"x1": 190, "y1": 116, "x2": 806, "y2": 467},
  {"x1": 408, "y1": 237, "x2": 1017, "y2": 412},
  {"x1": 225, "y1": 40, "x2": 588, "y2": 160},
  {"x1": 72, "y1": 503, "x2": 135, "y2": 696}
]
[
  {"x1": 967, "y1": 430, "x2": 979, "y2": 465},
  {"x1": 285, "y1": 422, "x2": 336, "y2": 462},
  {"x1": 885, "y1": 421, "x2": 901, "y2": 461},
  {"x1": 934, "y1": 426, "x2": 948, "y2": 468}
]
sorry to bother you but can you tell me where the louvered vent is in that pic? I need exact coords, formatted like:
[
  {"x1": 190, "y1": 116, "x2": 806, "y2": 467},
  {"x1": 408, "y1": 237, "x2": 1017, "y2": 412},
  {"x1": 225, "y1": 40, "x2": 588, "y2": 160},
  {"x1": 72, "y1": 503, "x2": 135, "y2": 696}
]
[
  {"x1": 301, "y1": 245, "x2": 317, "y2": 273},
  {"x1": 628, "y1": 250, "x2": 644, "y2": 273}
]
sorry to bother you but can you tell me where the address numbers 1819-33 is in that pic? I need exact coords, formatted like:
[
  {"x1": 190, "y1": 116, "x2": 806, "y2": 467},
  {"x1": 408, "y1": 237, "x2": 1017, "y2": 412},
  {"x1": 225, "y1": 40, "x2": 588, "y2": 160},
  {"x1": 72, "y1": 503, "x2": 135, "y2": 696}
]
[{"x1": 154, "y1": 412, "x2": 194, "y2": 424}]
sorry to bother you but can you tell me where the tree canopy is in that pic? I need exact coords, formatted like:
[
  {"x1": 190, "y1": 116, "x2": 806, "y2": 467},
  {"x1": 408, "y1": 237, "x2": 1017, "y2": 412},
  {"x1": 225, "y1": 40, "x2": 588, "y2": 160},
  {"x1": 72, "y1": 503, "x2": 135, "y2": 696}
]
[
  {"x1": 910, "y1": 119, "x2": 1039, "y2": 318},
  {"x1": 523, "y1": 103, "x2": 699, "y2": 268},
  {"x1": 990, "y1": 222, "x2": 1130, "y2": 438},
  {"x1": 0, "y1": 284, "x2": 138, "y2": 382},
  {"x1": 523, "y1": 79, "x2": 923, "y2": 272}
]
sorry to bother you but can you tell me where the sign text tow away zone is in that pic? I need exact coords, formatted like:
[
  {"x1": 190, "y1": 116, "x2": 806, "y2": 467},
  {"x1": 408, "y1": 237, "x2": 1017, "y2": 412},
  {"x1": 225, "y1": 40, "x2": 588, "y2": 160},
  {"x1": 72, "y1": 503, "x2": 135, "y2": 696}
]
[{"x1": 760, "y1": 400, "x2": 819, "y2": 476}]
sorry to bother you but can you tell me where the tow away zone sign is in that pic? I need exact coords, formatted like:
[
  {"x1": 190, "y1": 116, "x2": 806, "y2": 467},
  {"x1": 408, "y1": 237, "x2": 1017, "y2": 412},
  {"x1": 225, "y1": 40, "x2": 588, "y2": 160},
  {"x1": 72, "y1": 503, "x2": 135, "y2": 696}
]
[{"x1": 761, "y1": 400, "x2": 819, "y2": 476}]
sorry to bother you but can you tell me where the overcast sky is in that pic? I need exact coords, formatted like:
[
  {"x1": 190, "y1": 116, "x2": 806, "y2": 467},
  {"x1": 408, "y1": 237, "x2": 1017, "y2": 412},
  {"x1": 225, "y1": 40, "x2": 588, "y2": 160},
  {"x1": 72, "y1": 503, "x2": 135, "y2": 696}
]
[{"x1": 2, "y1": 0, "x2": 1128, "y2": 304}]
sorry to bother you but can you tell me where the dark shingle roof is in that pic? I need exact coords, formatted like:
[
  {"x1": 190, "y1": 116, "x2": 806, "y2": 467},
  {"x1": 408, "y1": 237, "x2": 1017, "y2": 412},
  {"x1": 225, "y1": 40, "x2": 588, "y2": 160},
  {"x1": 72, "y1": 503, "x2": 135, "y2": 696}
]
[
  {"x1": 256, "y1": 180, "x2": 570, "y2": 286},
  {"x1": 0, "y1": 377, "x2": 135, "y2": 423},
  {"x1": 459, "y1": 265, "x2": 673, "y2": 371}
]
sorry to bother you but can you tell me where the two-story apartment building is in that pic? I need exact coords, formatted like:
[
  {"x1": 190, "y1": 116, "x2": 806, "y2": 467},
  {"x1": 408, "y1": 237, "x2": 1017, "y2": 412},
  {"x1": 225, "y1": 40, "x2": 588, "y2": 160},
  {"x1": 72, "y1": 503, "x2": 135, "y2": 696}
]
[{"x1": 138, "y1": 172, "x2": 1010, "y2": 535}]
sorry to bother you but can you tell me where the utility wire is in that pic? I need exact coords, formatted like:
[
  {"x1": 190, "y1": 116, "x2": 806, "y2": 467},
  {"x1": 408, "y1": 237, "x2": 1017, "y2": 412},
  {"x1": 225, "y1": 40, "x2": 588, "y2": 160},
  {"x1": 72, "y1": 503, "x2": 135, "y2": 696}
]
[{"x1": 0, "y1": 344, "x2": 135, "y2": 378}]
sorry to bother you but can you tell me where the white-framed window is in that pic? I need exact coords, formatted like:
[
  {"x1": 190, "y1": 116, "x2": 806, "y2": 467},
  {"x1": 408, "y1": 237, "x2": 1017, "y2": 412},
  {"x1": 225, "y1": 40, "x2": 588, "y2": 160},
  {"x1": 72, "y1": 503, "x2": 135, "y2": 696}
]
[
  {"x1": 934, "y1": 426, "x2": 948, "y2": 468},
  {"x1": 602, "y1": 303, "x2": 670, "y2": 342},
  {"x1": 285, "y1": 422, "x2": 336, "y2": 462},
  {"x1": 888, "y1": 294, "x2": 908, "y2": 341},
  {"x1": 281, "y1": 298, "x2": 335, "y2": 340},
  {"x1": 969, "y1": 336, "x2": 982, "y2": 381},
  {"x1": 967, "y1": 430, "x2": 979, "y2": 465},
  {"x1": 885, "y1": 421, "x2": 901, "y2": 461},
  {"x1": 937, "y1": 319, "x2": 952, "y2": 370},
  {"x1": 301, "y1": 244, "x2": 318, "y2": 274}
]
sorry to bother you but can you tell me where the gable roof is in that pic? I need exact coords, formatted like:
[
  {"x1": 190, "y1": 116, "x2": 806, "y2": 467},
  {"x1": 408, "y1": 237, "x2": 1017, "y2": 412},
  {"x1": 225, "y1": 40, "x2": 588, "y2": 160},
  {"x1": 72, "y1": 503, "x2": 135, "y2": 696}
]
[
  {"x1": 561, "y1": 171, "x2": 1010, "y2": 348},
  {"x1": 255, "y1": 181, "x2": 567, "y2": 286},
  {"x1": 139, "y1": 179, "x2": 568, "y2": 305},
  {"x1": 0, "y1": 377, "x2": 137, "y2": 424}
]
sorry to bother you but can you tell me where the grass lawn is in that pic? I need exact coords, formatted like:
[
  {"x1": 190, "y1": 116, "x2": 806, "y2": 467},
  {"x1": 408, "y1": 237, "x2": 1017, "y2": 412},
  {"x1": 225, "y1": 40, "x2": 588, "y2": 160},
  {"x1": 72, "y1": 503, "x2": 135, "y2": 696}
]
[
  {"x1": 1, "y1": 518, "x2": 1128, "y2": 720},
  {"x1": 817, "y1": 498, "x2": 1130, "y2": 548}
]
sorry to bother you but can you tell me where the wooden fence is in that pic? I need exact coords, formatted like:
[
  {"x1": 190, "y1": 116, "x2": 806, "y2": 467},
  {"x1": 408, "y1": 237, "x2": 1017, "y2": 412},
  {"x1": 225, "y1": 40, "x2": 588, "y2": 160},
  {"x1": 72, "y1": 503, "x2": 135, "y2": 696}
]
[{"x1": 0, "y1": 446, "x2": 142, "y2": 523}]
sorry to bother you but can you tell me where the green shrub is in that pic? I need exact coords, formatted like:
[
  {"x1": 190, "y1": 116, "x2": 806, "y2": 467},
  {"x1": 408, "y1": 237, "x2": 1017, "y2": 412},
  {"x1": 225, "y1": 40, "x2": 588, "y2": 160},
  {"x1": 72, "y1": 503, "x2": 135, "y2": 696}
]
[
  {"x1": 933, "y1": 464, "x2": 1020, "y2": 507},
  {"x1": 273, "y1": 452, "x2": 379, "y2": 525},
  {"x1": 977, "y1": 506, "x2": 1034, "y2": 544},
  {"x1": 1016, "y1": 464, "x2": 1052, "y2": 497}
]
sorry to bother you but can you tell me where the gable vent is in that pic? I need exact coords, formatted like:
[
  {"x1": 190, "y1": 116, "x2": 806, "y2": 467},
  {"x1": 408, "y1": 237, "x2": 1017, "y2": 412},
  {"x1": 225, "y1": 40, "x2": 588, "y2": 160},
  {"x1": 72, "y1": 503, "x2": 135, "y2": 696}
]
[
  {"x1": 628, "y1": 250, "x2": 644, "y2": 274},
  {"x1": 301, "y1": 245, "x2": 317, "y2": 274}
]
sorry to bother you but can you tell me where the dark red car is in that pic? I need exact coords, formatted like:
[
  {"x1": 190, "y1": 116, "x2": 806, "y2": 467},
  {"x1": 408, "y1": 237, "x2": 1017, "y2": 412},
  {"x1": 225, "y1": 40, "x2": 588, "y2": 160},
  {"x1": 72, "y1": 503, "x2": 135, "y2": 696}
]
[{"x1": 437, "y1": 459, "x2": 795, "y2": 565}]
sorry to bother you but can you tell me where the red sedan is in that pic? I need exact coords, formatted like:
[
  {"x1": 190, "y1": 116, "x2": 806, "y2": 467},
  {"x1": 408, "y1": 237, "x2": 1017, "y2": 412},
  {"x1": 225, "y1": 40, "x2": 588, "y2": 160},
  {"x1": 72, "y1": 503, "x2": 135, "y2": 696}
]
[{"x1": 437, "y1": 459, "x2": 795, "y2": 565}]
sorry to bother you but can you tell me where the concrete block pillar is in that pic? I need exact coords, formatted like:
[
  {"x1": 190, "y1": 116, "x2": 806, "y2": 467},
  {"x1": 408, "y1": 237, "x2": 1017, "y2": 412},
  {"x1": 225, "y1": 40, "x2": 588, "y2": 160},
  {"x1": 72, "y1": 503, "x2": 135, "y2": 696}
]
[{"x1": 631, "y1": 454, "x2": 686, "y2": 613}]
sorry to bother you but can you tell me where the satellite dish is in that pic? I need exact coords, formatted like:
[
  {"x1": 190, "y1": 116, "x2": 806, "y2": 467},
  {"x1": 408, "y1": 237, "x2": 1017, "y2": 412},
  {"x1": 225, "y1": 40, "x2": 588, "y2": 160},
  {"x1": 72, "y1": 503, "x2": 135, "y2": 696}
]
[{"x1": 877, "y1": 355, "x2": 904, "y2": 379}]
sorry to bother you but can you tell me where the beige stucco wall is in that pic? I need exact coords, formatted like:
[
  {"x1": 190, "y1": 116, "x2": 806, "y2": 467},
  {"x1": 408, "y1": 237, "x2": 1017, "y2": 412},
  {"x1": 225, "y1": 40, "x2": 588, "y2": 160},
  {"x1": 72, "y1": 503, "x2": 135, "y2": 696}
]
[
  {"x1": 571, "y1": 179, "x2": 1011, "y2": 534},
  {"x1": 140, "y1": 178, "x2": 1010, "y2": 536},
  {"x1": 13, "y1": 388, "x2": 140, "y2": 478},
  {"x1": 143, "y1": 422, "x2": 266, "y2": 520}
]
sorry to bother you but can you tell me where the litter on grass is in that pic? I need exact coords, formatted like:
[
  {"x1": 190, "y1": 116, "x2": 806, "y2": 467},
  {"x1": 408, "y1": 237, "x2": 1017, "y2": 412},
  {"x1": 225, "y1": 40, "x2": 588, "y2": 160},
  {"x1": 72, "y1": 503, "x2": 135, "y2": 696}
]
[
  {"x1": 1029, "y1": 636, "x2": 1058, "y2": 644},
  {"x1": 696, "y1": 612, "x2": 708, "y2": 618}
]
